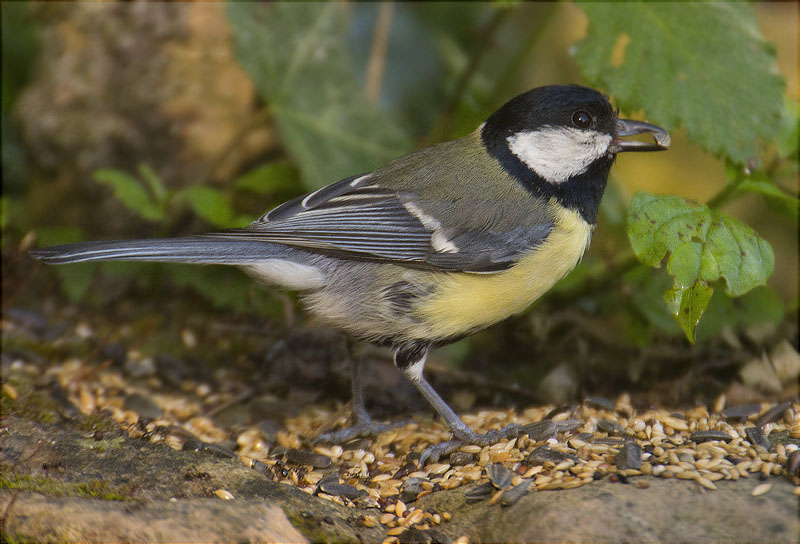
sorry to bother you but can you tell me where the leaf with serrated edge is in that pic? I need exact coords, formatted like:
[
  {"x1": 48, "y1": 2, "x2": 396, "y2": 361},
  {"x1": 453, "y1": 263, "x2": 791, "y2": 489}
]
[
  {"x1": 628, "y1": 192, "x2": 774, "y2": 342},
  {"x1": 575, "y1": 3, "x2": 784, "y2": 164}
]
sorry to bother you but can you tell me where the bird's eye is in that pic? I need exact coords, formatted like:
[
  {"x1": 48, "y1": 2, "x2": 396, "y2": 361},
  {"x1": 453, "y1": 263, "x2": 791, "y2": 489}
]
[{"x1": 571, "y1": 110, "x2": 593, "y2": 129}]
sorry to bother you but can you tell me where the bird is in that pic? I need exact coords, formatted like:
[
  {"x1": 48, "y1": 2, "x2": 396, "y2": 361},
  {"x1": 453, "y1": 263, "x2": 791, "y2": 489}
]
[{"x1": 31, "y1": 84, "x2": 669, "y2": 463}]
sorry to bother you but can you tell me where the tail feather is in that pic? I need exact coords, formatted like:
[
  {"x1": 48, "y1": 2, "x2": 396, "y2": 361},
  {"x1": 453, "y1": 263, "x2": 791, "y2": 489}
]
[{"x1": 29, "y1": 236, "x2": 284, "y2": 265}]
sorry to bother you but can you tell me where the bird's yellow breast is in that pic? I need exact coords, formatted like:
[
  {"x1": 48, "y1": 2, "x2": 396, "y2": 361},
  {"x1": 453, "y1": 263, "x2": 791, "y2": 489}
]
[{"x1": 417, "y1": 203, "x2": 593, "y2": 340}]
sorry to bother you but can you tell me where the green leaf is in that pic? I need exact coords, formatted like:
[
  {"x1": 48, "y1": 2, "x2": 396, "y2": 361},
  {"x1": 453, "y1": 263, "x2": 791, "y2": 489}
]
[
  {"x1": 627, "y1": 192, "x2": 774, "y2": 342},
  {"x1": 137, "y1": 164, "x2": 167, "y2": 206},
  {"x1": 227, "y1": 3, "x2": 413, "y2": 189},
  {"x1": 574, "y1": 2, "x2": 784, "y2": 164},
  {"x1": 93, "y1": 170, "x2": 163, "y2": 222},
  {"x1": 234, "y1": 162, "x2": 299, "y2": 194},
  {"x1": 776, "y1": 98, "x2": 799, "y2": 159},
  {"x1": 175, "y1": 186, "x2": 234, "y2": 229},
  {"x1": 663, "y1": 281, "x2": 713, "y2": 343}
]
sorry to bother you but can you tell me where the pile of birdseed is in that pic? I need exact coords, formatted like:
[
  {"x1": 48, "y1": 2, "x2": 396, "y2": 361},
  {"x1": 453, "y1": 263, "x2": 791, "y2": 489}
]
[{"x1": 6, "y1": 348, "x2": 798, "y2": 541}]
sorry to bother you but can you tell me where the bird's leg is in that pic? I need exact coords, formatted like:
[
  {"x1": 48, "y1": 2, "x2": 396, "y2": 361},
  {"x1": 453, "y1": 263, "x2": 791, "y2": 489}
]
[
  {"x1": 395, "y1": 344, "x2": 521, "y2": 465},
  {"x1": 313, "y1": 342, "x2": 400, "y2": 444}
]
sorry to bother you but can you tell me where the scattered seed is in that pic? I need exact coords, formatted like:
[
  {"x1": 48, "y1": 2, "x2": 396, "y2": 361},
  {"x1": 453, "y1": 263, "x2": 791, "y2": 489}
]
[
  {"x1": 744, "y1": 426, "x2": 770, "y2": 450},
  {"x1": 756, "y1": 401, "x2": 792, "y2": 427},
  {"x1": 615, "y1": 442, "x2": 642, "y2": 470},
  {"x1": 696, "y1": 476, "x2": 717, "y2": 490},
  {"x1": 487, "y1": 463, "x2": 513, "y2": 489},
  {"x1": 318, "y1": 476, "x2": 365, "y2": 500},
  {"x1": 500, "y1": 480, "x2": 531, "y2": 506},
  {"x1": 521, "y1": 420, "x2": 558, "y2": 442},
  {"x1": 751, "y1": 483, "x2": 772, "y2": 496},
  {"x1": 450, "y1": 451, "x2": 475, "y2": 466},
  {"x1": 555, "y1": 419, "x2": 585, "y2": 433},
  {"x1": 2, "y1": 383, "x2": 18, "y2": 400},
  {"x1": 690, "y1": 430, "x2": 733, "y2": 443},
  {"x1": 285, "y1": 449, "x2": 332, "y2": 468},
  {"x1": 787, "y1": 451, "x2": 800, "y2": 477},
  {"x1": 585, "y1": 396, "x2": 616, "y2": 411},
  {"x1": 598, "y1": 419, "x2": 623, "y2": 434},
  {"x1": 465, "y1": 482, "x2": 495, "y2": 502},
  {"x1": 528, "y1": 445, "x2": 578, "y2": 465},
  {"x1": 720, "y1": 404, "x2": 762, "y2": 421},
  {"x1": 215, "y1": 489, "x2": 234, "y2": 500}
]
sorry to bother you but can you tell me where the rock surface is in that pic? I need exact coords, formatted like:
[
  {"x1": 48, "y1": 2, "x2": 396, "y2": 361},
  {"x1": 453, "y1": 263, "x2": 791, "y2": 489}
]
[{"x1": 2, "y1": 414, "x2": 797, "y2": 543}]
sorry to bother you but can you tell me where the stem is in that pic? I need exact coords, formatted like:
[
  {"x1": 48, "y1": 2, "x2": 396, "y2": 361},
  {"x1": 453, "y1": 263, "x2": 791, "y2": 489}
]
[
  {"x1": 706, "y1": 171, "x2": 745, "y2": 209},
  {"x1": 364, "y1": 2, "x2": 393, "y2": 104},
  {"x1": 707, "y1": 155, "x2": 784, "y2": 209}
]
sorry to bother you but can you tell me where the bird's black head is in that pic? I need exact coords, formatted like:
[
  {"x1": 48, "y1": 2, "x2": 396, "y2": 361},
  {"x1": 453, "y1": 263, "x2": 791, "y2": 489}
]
[{"x1": 481, "y1": 85, "x2": 669, "y2": 223}]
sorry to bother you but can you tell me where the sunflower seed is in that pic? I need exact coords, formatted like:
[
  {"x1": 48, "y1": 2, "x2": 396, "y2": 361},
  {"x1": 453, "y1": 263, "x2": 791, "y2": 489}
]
[
  {"x1": 285, "y1": 449, "x2": 332, "y2": 468},
  {"x1": 528, "y1": 445, "x2": 578, "y2": 465},
  {"x1": 720, "y1": 404, "x2": 762, "y2": 421},
  {"x1": 615, "y1": 442, "x2": 642, "y2": 470},
  {"x1": 521, "y1": 420, "x2": 557, "y2": 442},
  {"x1": 464, "y1": 482, "x2": 495, "y2": 502},
  {"x1": 755, "y1": 401, "x2": 792, "y2": 427},
  {"x1": 487, "y1": 463, "x2": 513, "y2": 489},
  {"x1": 743, "y1": 426, "x2": 770, "y2": 450},
  {"x1": 690, "y1": 430, "x2": 733, "y2": 443},
  {"x1": 585, "y1": 396, "x2": 615, "y2": 411}
]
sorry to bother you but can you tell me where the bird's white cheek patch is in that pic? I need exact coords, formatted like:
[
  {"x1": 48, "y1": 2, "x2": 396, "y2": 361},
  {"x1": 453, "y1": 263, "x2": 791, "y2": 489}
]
[{"x1": 507, "y1": 127, "x2": 612, "y2": 184}]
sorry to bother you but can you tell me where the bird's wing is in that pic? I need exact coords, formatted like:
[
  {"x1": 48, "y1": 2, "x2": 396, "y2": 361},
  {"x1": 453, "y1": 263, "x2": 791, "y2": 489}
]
[{"x1": 207, "y1": 173, "x2": 553, "y2": 272}]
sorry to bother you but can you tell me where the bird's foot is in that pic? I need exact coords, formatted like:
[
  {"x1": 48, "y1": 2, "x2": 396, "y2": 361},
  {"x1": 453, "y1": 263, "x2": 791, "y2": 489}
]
[
  {"x1": 313, "y1": 418, "x2": 408, "y2": 445},
  {"x1": 419, "y1": 423, "x2": 522, "y2": 466}
]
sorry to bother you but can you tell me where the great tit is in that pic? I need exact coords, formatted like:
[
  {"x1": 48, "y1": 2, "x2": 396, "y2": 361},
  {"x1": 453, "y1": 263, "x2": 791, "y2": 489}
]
[{"x1": 31, "y1": 85, "x2": 669, "y2": 462}]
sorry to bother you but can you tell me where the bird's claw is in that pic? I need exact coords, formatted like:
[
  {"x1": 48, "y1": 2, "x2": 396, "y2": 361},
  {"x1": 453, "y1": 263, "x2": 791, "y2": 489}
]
[
  {"x1": 420, "y1": 423, "x2": 523, "y2": 465},
  {"x1": 313, "y1": 419, "x2": 408, "y2": 445}
]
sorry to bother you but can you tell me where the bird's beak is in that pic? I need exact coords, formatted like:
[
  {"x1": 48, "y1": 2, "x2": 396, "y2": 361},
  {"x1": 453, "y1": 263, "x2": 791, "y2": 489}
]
[{"x1": 609, "y1": 119, "x2": 670, "y2": 153}]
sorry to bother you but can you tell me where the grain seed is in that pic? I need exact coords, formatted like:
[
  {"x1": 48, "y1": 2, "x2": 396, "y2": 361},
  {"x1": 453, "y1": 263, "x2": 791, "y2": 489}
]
[{"x1": 751, "y1": 483, "x2": 772, "y2": 496}]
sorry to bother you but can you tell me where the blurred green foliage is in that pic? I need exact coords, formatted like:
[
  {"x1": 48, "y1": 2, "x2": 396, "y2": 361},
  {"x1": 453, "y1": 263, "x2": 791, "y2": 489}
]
[
  {"x1": 1, "y1": 3, "x2": 37, "y2": 197},
  {"x1": 5, "y1": 3, "x2": 797, "y2": 350}
]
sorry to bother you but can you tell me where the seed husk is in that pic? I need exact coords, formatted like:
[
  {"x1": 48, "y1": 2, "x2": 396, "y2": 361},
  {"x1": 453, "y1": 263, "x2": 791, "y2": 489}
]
[
  {"x1": 285, "y1": 449, "x2": 332, "y2": 468},
  {"x1": 755, "y1": 401, "x2": 792, "y2": 427},
  {"x1": 521, "y1": 420, "x2": 558, "y2": 442},
  {"x1": 499, "y1": 480, "x2": 531, "y2": 506},
  {"x1": 616, "y1": 442, "x2": 642, "y2": 470},
  {"x1": 690, "y1": 430, "x2": 733, "y2": 443},
  {"x1": 721, "y1": 404, "x2": 762, "y2": 421},
  {"x1": 744, "y1": 426, "x2": 770, "y2": 450},
  {"x1": 487, "y1": 463, "x2": 513, "y2": 489}
]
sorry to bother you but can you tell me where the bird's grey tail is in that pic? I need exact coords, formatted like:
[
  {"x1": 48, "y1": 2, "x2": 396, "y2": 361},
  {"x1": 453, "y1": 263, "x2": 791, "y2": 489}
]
[{"x1": 29, "y1": 236, "x2": 284, "y2": 265}]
